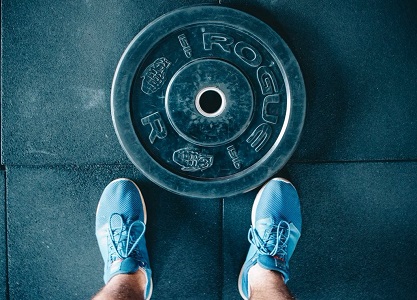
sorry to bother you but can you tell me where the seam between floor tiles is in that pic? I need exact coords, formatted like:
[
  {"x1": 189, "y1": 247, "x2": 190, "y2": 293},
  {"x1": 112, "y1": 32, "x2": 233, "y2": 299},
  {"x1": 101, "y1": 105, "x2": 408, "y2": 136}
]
[
  {"x1": 1, "y1": 163, "x2": 137, "y2": 169},
  {"x1": 2, "y1": 159, "x2": 417, "y2": 169},
  {"x1": 3, "y1": 171, "x2": 9, "y2": 300},
  {"x1": 289, "y1": 158, "x2": 417, "y2": 164},
  {"x1": 220, "y1": 198, "x2": 225, "y2": 300}
]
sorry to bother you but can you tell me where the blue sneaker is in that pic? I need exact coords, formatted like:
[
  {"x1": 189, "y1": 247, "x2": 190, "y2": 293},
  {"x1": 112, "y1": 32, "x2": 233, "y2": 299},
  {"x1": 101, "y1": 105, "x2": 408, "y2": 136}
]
[
  {"x1": 95, "y1": 178, "x2": 153, "y2": 299},
  {"x1": 238, "y1": 178, "x2": 302, "y2": 299}
]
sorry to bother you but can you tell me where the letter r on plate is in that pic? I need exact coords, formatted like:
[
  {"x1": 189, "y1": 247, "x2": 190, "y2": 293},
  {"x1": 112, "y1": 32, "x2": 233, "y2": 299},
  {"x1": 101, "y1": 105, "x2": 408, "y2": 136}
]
[
  {"x1": 141, "y1": 112, "x2": 168, "y2": 144},
  {"x1": 203, "y1": 33, "x2": 234, "y2": 53}
]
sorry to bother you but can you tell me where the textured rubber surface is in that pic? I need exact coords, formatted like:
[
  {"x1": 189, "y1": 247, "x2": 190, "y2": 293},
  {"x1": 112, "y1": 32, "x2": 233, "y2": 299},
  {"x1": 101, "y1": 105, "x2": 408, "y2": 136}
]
[{"x1": 2, "y1": 0, "x2": 417, "y2": 299}]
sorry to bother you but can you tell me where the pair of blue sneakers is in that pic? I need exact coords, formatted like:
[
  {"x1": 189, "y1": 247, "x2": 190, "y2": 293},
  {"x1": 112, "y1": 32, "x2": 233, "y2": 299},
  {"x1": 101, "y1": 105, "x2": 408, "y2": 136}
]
[{"x1": 95, "y1": 178, "x2": 302, "y2": 299}]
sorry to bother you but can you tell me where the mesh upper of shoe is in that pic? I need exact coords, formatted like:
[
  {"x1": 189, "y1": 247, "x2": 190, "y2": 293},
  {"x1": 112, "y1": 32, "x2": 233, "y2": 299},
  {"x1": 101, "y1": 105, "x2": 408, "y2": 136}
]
[
  {"x1": 239, "y1": 179, "x2": 302, "y2": 299},
  {"x1": 96, "y1": 179, "x2": 146, "y2": 233},
  {"x1": 253, "y1": 179, "x2": 301, "y2": 231}
]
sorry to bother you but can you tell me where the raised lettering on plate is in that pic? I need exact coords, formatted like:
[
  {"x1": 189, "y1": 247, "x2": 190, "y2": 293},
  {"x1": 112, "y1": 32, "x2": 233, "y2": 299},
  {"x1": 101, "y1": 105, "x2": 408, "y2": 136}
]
[
  {"x1": 227, "y1": 145, "x2": 242, "y2": 169},
  {"x1": 257, "y1": 66, "x2": 278, "y2": 95},
  {"x1": 246, "y1": 123, "x2": 272, "y2": 152},
  {"x1": 203, "y1": 33, "x2": 234, "y2": 53},
  {"x1": 141, "y1": 112, "x2": 168, "y2": 144},
  {"x1": 262, "y1": 94, "x2": 281, "y2": 124},
  {"x1": 178, "y1": 34, "x2": 192, "y2": 58},
  {"x1": 234, "y1": 41, "x2": 262, "y2": 67}
]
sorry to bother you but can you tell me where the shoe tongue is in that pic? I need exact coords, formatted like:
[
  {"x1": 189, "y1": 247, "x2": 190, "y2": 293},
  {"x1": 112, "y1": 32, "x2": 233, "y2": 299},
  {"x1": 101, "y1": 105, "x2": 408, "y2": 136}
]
[
  {"x1": 258, "y1": 253, "x2": 286, "y2": 268},
  {"x1": 255, "y1": 217, "x2": 277, "y2": 250},
  {"x1": 107, "y1": 257, "x2": 141, "y2": 283},
  {"x1": 110, "y1": 226, "x2": 128, "y2": 253},
  {"x1": 119, "y1": 257, "x2": 140, "y2": 273},
  {"x1": 117, "y1": 236, "x2": 128, "y2": 256}
]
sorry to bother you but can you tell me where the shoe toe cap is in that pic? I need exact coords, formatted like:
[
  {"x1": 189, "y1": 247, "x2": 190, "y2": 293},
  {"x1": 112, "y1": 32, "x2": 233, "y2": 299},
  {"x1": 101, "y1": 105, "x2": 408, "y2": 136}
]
[
  {"x1": 97, "y1": 178, "x2": 146, "y2": 226},
  {"x1": 255, "y1": 178, "x2": 302, "y2": 230}
]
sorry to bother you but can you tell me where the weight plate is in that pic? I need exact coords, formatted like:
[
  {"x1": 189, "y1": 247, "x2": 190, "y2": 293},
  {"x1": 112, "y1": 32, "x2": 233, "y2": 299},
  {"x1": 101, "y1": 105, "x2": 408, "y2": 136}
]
[{"x1": 111, "y1": 5, "x2": 306, "y2": 198}]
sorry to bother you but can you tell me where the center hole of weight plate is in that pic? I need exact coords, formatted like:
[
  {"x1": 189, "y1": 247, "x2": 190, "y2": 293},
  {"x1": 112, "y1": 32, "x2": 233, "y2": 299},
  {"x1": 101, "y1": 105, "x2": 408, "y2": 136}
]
[{"x1": 195, "y1": 87, "x2": 226, "y2": 117}]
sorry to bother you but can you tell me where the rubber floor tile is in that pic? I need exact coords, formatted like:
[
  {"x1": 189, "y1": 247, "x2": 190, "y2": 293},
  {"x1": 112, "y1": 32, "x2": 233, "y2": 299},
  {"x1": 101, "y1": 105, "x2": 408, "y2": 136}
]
[
  {"x1": 0, "y1": 171, "x2": 6, "y2": 299},
  {"x1": 1, "y1": 0, "x2": 218, "y2": 166},
  {"x1": 223, "y1": 162, "x2": 417, "y2": 299},
  {"x1": 6, "y1": 166, "x2": 222, "y2": 300},
  {"x1": 222, "y1": 0, "x2": 417, "y2": 162}
]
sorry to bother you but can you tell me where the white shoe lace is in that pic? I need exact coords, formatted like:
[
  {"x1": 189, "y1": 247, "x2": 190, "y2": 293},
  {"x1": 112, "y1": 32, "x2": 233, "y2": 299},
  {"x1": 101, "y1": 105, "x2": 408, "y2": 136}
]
[
  {"x1": 248, "y1": 220, "x2": 290, "y2": 259},
  {"x1": 108, "y1": 213, "x2": 145, "y2": 263}
]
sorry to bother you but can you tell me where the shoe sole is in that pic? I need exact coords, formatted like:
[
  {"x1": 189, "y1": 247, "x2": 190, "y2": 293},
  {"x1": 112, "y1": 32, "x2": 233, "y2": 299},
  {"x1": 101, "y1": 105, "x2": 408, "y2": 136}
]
[
  {"x1": 238, "y1": 177, "x2": 294, "y2": 300},
  {"x1": 139, "y1": 268, "x2": 154, "y2": 300},
  {"x1": 96, "y1": 178, "x2": 148, "y2": 224}
]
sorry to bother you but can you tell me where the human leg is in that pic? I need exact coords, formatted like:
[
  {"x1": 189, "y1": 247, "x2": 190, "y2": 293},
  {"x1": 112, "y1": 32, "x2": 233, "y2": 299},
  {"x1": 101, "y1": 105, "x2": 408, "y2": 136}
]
[
  {"x1": 93, "y1": 178, "x2": 152, "y2": 300},
  {"x1": 247, "y1": 264, "x2": 294, "y2": 300},
  {"x1": 93, "y1": 271, "x2": 147, "y2": 300},
  {"x1": 238, "y1": 178, "x2": 302, "y2": 300}
]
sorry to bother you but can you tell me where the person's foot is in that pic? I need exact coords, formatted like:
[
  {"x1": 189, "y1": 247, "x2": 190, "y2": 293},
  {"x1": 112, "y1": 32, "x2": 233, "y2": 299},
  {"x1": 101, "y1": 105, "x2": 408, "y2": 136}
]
[
  {"x1": 95, "y1": 178, "x2": 152, "y2": 300},
  {"x1": 238, "y1": 178, "x2": 302, "y2": 300}
]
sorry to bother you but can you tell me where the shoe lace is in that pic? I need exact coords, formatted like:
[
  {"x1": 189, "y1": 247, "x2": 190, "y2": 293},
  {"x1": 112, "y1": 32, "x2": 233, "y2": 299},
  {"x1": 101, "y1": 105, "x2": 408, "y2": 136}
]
[
  {"x1": 248, "y1": 220, "x2": 290, "y2": 259},
  {"x1": 108, "y1": 213, "x2": 145, "y2": 263}
]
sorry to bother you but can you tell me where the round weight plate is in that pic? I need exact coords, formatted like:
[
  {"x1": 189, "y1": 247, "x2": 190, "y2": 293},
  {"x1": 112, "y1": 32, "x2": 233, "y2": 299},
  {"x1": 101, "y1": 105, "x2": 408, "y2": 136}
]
[{"x1": 111, "y1": 5, "x2": 306, "y2": 198}]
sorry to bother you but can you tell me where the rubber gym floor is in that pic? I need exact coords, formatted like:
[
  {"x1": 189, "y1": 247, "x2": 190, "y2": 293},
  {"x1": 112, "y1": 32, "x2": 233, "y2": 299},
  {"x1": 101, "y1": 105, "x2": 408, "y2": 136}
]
[{"x1": 1, "y1": 0, "x2": 416, "y2": 299}]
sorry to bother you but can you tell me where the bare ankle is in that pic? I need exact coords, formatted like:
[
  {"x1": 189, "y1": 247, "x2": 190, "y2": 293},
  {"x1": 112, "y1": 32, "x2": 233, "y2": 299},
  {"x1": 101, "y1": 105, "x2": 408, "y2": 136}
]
[
  {"x1": 249, "y1": 264, "x2": 284, "y2": 288},
  {"x1": 248, "y1": 264, "x2": 294, "y2": 300},
  {"x1": 93, "y1": 270, "x2": 147, "y2": 300}
]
